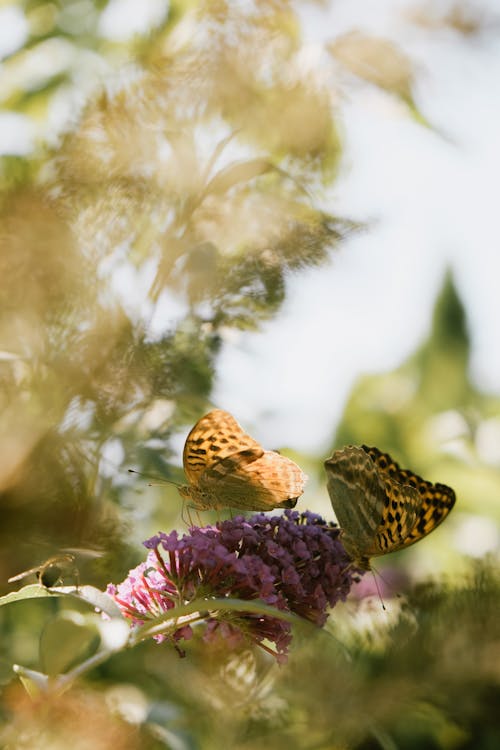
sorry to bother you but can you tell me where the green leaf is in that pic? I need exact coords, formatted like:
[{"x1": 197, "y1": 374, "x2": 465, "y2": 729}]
[
  {"x1": 0, "y1": 584, "x2": 54, "y2": 605},
  {"x1": 39, "y1": 614, "x2": 100, "y2": 677},
  {"x1": 0, "y1": 584, "x2": 123, "y2": 619},
  {"x1": 66, "y1": 585, "x2": 124, "y2": 619}
]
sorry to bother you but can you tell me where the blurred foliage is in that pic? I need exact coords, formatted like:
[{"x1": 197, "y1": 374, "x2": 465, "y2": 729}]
[
  {"x1": 328, "y1": 31, "x2": 418, "y2": 111},
  {"x1": 410, "y1": 1, "x2": 500, "y2": 36},
  {"x1": 1, "y1": 562, "x2": 498, "y2": 749},
  {"x1": 1, "y1": 1, "x2": 499, "y2": 749},
  {"x1": 0, "y1": 0, "x2": 351, "y2": 592}
]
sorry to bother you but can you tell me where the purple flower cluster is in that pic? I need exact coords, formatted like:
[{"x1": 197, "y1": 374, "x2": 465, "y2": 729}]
[{"x1": 108, "y1": 510, "x2": 361, "y2": 661}]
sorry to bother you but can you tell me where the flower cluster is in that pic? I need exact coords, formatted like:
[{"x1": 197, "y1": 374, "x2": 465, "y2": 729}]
[{"x1": 108, "y1": 510, "x2": 362, "y2": 661}]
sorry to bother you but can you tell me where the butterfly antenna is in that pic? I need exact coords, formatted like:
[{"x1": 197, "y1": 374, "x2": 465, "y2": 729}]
[
  {"x1": 128, "y1": 469, "x2": 179, "y2": 487},
  {"x1": 370, "y1": 565, "x2": 387, "y2": 611},
  {"x1": 373, "y1": 566, "x2": 402, "y2": 600}
]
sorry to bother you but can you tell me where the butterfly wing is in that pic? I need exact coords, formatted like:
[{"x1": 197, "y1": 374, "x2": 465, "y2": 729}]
[
  {"x1": 182, "y1": 409, "x2": 307, "y2": 511},
  {"x1": 325, "y1": 446, "x2": 421, "y2": 567},
  {"x1": 198, "y1": 450, "x2": 307, "y2": 511},
  {"x1": 362, "y1": 445, "x2": 456, "y2": 550},
  {"x1": 325, "y1": 445, "x2": 456, "y2": 567},
  {"x1": 183, "y1": 409, "x2": 263, "y2": 487}
]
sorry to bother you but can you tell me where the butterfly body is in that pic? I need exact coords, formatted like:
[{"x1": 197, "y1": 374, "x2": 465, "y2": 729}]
[
  {"x1": 324, "y1": 445, "x2": 455, "y2": 569},
  {"x1": 180, "y1": 409, "x2": 307, "y2": 511}
]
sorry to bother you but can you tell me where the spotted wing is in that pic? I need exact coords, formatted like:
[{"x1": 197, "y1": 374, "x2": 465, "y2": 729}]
[
  {"x1": 362, "y1": 445, "x2": 456, "y2": 550},
  {"x1": 183, "y1": 409, "x2": 263, "y2": 487},
  {"x1": 199, "y1": 449, "x2": 308, "y2": 511},
  {"x1": 324, "y1": 445, "x2": 421, "y2": 565}
]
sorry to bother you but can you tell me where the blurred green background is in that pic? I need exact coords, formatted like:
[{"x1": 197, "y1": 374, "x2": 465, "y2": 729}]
[{"x1": 0, "y1": 1, "x2": 499, "y2": 748}]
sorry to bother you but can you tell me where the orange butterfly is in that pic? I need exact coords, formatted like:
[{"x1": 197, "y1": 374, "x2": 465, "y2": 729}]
[{"x1": 178, "y1": 409, "x2": 307, "y2": 512}]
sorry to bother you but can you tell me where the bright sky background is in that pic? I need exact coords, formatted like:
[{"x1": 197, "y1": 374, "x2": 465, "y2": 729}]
[{"x1": 211, "y1": 0, "x2": 500, "y2": 453}]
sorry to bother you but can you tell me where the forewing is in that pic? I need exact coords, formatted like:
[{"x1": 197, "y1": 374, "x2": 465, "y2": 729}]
[
  {"x1": 361, "y1": 445, "x2": 455, "y2": 552},
  {"x1": 199, "y1": 449, "x2": 307, "y2": 511},
  {"x1": 183, "y1": 409, "x2": 263, "y2": 486},
  {"x1": 401, "y1": 481, "x2": 455, "y2": 547}
]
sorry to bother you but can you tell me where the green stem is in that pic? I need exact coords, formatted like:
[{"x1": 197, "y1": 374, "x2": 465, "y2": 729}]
[{"x1": 130, "y1": 597, "x2": 298, "y2": 644}]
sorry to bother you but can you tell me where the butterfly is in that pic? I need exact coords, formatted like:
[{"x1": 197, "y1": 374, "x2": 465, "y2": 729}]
[
  {"x1": 177, "y1": 409, "x2": 308, "y2": 511},
  {"x1": 324, "y1": 445, "x2": 456, "y2": 570}
]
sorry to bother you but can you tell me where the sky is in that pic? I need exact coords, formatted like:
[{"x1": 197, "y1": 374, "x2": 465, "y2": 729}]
[{"x1": 211, "y1": 0, "x2": 500, "y2": 453}]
